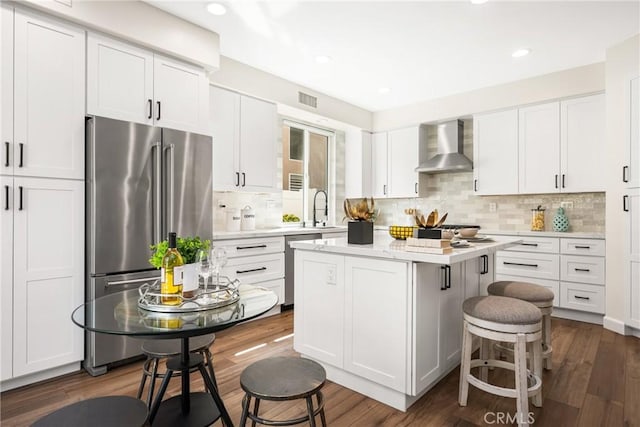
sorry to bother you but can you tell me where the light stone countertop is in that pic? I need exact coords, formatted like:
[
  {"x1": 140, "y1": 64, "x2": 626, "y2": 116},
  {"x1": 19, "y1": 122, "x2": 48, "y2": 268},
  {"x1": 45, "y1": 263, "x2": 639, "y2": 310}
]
[
  {"x1": 289, "y1": 231, "x2": 522, "y2": 265},
  {"x1": 211, "y1": 226, "x2": 347, "y2": 240},
  {"x1": 483, "y1": 229, "x2": 605, "y2": 239}
]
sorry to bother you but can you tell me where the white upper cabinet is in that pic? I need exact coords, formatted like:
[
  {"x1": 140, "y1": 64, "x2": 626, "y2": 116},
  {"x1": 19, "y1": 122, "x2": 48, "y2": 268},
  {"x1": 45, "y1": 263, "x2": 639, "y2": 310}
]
[
  {"x1": 210, "y1": 85, "x2": 277, "y2": 192},
  {"x1": 518, "y1": 101, "x2": 560, "y2": 194},
  {"x1": 371, "y1": 132, "x2": 388, "y2": 198},
  {"x1": 344, "y1": 131, "x2": 372, "y2": 199},
  {"x1": 561, "y1": 94, "x2": 605, "y2": 192},
  {"x1": 627, "y1": 77, "x2": 640, "y2": 188},
  {"x1": 388, "y1": 127, "x2": 420, "y2": 198},
  {"x1": 473, "y1": 108, "x2": 519, "y2": 195},
  {"x1": 87, "y1": 33, "x2": 209, "y2": 134},
  {"x1": 4, "y1": 9, "x2": 85, "y2": 180}
]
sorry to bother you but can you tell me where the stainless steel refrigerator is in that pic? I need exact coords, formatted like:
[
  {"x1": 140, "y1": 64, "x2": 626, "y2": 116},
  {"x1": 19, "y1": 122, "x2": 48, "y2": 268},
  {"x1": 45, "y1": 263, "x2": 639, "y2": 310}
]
[{"x1": 85, "y1": 116, "x2": 212, "y2": 376}]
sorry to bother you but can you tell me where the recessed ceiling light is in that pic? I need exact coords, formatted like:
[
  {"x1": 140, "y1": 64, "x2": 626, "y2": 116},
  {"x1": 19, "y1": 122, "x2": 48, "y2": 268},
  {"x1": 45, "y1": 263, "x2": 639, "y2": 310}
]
[
  {"x1": 470, "y1": 0, "x2": 488, "y2": 4},
  {"x1": 378, "y1": 87, "x2": 391, "y2": 94},
  {"x1": 206, "y1": 2, "x2": 227, "y2": 16},
  {"x1": 315, "y1": 55, "x2": 332, "y2": 64},
  {"x1": 512, "y1": 48, "x2": 531, "y2": 58}
]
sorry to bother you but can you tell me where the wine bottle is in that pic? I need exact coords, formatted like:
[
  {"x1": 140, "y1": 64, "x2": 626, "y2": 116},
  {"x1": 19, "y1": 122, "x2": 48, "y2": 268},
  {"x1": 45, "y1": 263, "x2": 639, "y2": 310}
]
[{"x1": 161, "y1": 232, "x2": 184, "y2": 305}]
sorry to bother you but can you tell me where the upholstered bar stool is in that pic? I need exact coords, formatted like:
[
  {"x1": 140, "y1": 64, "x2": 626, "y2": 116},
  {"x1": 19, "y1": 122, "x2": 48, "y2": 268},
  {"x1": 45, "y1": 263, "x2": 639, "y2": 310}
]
[
  {"x1": 488, "y1": 281, "x2": 554, "y2": 370},
  {"x1": 459, "y1": 296, "x2": 543, "y2": 427},
  {"x1": 239, "y1": 356, "x2": 327, "y2": 427},
  {"x1": 136, "y1": 334, "x2": 216, "y2": 408}
]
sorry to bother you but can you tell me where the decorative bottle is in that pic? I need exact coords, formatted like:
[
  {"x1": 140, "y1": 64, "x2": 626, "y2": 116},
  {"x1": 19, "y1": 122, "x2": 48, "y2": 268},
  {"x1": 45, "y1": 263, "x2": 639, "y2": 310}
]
[
  {"x1": 161, "y1": 232, "x2": 184, "y2": 305},
  {"x1": 552, "y1": 207, "x2": 570, "y2": 232}
]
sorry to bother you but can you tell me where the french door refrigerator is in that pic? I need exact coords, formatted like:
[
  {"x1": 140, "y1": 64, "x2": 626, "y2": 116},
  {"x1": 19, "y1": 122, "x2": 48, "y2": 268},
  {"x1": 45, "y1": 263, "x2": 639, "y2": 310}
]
[{"x1": 85, "y1": 116, "x2": 212, "y2": 376}]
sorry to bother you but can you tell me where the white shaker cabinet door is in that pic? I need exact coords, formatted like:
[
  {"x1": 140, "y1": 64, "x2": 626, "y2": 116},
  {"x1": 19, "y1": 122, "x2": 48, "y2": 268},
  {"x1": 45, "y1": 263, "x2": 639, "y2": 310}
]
[
  {"x1": 210, "y1": 85, "x2": 240, "y2": 191},
  {"x1": 87, "y1": 33, "x2": 154, "y2": 125},
  {"x1": 371, "y1": 132, "x2": 388, "y2": 198},
  {"x1": 239, "y1": 95, "x2": 277, "y2": 191},
  {"x1": 12, "y1": 177, "x2": 84, "y2": 377},
  {"x1": 628, "y1": 77, "x2": 640, "y2": 188},
  {"x1": 473, "y1": 109, "x2": 518, "y2": 195},
  {"x1": 518, "y1": 102, "x2": 560, "y2": 194},
  {"x1": 0, "y1": 177, "x2": 13, "y2": 381},
  {"x1": 626, "y1": 189, "x2": 640, "y2": 328},
  {"x1": 13, "y1": 10, "x2": 85, "y2": 180},
  {"x1": 1, "y1": 5, "x2": 13, "y2": 176},
  {"x1": 561, "y1": 94, "x2": 605, "y2": 192},
  {"x1": 388, "y1": 127, "x2": 419, "y2": 198}
]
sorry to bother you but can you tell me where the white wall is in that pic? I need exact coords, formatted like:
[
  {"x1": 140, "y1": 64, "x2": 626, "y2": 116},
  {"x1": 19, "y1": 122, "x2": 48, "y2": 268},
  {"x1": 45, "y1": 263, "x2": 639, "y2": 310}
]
[
  {"x1": 604, "y1": 34, "x2": 640, "y2": 333},
  {"x1": 18, "y1": 0, "x2": 220, "y2": 70},
  {"x1": 373, "y1": 63, "x2": 605, "y2": 131}
]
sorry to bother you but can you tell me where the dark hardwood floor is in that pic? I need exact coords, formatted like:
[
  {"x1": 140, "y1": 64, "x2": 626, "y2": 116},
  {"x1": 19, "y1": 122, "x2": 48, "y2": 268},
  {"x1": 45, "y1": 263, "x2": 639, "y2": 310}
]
[{"x1": 1, "y1": 311, "x2": 639, "y2": 426}]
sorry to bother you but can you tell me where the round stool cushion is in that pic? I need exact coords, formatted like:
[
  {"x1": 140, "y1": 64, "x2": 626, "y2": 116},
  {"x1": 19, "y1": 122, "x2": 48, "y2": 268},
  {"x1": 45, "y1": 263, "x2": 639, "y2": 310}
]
[
  {"x1": 487, "y1": 281, "x2": 555, "y2": 304},
  {"x1": 463, "y1": 296, "x2": 542, "y2": 325},
  {"x1": 241, "y1": 357, "x2": 326, "y2": 401},
  {"x1": 142, "y1": 334, "x2": 215, "y2": 357},
  {"x1": 32, "y1": 396, "x2": 148, "y2": 427}
]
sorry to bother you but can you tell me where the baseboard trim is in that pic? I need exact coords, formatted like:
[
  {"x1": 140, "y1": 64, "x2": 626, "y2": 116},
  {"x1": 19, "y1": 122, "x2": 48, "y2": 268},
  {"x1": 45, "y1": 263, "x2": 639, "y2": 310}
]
[
  {"x1": 551, "y1": 307, "x2": 603, "y2": 325},
  {"x1": 0, "y1": 362, "x2": 81, "y2": 392},
  {"x1": 603, "y1": 316, "x2": 628, "y2": 335}
]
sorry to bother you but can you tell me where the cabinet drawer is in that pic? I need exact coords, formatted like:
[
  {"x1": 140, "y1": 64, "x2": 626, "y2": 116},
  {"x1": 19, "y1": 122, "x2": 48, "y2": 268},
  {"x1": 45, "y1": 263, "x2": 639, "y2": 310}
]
[
  {"x1": 560, "y1": 282, "x2": 605, "y2": 314},
  {"x1": 221, "y1": 253, "x2": 284, "y2": 285},
  {"x1": 256, "y1": 278, "x2": 284, "y2": 305},
  {"x1": 496, "y1": 251, "x2": 559, "y2": 281},
  {"x1": 494, "y1": 274, "x2": 560, "y2": 307},
  {"x1": 560, "y1": 238, "x2": 605, "y2": 257},
  {"x1": 560, "y1": 255, "x2": 605, "y2": 285},
  {"x1": 502, "y1": 237, "x2": 559, "y2": 254},
  {"x1": 213, "y1": 236, "x2": 284, "y2": 258}
]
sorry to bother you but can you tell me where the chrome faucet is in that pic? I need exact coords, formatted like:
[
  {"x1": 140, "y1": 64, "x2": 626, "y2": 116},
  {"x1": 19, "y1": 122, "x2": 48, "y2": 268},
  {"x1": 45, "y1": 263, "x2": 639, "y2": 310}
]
[{"x1": 313, "y1": 190, "x2": 328, "y2": 227}]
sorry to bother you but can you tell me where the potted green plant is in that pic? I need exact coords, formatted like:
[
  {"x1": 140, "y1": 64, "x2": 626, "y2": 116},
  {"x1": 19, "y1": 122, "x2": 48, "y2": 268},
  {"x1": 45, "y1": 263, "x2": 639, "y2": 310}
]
[{"x1": 150, "y1": 236, "x2": 211, "y2": 294}]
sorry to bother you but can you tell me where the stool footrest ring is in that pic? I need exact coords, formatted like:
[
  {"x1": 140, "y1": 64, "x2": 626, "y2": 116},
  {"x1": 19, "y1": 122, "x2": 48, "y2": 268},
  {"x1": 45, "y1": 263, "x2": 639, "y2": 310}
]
[
  {"x1": 468, "y1": 359, "x2": 541, "y2": 399},
  {"x1": 243, "y1": 391, "x2": 325, "y2": 427}
]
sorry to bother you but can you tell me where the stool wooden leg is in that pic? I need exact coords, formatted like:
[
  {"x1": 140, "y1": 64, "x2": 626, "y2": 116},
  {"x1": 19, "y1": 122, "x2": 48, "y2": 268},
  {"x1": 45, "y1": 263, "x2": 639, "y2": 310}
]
[
  {"x1": 543, "y1": 314, "x2": 552, "y2": 370},
  {"x1": 458, "y1": 320, "x2": 472, "y2": 406},
  {"x1": 240, "y1": 394, "x2": 251, "y2": 427},
  {"x1": 532, "y1": 339, "x2": 543, "y2": 408},
  {"x1": 251, "y1": 397, "x2": 260, "y2": 427},
  {"x1": 480, "y1": 337, "x2": 489, "y2": 382},
  {"x1": 306, "y1": 396, "x2": 317, "y2": 427},
  {"x1": 514, "y1": 333, "x2": 530, "y2": 427}
]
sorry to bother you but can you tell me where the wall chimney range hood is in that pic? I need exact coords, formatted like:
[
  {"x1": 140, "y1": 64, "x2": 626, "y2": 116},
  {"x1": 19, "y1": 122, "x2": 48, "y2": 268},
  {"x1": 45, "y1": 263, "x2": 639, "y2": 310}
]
[{"x1": 415, "y1": 120, "x2": 473, "y2": 173}]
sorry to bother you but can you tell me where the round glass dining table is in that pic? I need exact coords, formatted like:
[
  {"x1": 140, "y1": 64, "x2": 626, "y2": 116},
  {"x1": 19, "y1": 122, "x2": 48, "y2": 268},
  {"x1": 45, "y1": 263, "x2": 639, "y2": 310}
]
[{"x1": 72, "y1": 284, "x2": 278, "y2": 427}]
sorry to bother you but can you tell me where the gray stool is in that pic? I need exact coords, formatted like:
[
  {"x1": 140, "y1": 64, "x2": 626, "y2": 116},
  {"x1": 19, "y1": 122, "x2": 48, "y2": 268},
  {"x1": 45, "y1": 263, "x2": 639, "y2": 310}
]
[
  {"x1": 459, "y1": 296, "x2": 543, "y2": 427},
  {"x1": 136, "y1": 334, "x2": 216, "y2": 408},
  {"x1": 33, "y1": 396, "x2": 148, "y2": 426},
  {"x1": 488, "y1": 281, "x2": 555, "y2": 370},
  {"x1": 239, "y1": 357, "x2": 327, "y2": 427}
]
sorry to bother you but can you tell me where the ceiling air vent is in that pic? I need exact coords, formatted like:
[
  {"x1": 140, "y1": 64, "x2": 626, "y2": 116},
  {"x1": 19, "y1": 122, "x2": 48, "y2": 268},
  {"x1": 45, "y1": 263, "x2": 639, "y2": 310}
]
[{"x1": 298, "y1": 92, "x2": 318, "y2": 108}]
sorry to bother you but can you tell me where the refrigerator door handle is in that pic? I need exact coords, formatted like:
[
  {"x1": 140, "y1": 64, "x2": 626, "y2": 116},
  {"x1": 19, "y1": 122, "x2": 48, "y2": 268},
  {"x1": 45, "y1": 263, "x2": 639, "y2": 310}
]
[
  {"x1": 165, "y1": 143, "x2": 175, "y2": 233},
  {"x1": 105, "y1": 275, "x2": 161, "y2": 289},
  {"x1": 152, "y1": 142, "x2": 162, "y2": 244}
]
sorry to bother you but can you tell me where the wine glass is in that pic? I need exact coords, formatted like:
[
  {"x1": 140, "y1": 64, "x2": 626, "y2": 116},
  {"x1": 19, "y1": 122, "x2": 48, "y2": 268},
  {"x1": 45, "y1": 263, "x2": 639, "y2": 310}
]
[
  {"x1": 195, "y1": 249, "x2": 212, "y2": 294},
  {"x1": 211, "y1": 246, "x2": 228, "y2": 289}
]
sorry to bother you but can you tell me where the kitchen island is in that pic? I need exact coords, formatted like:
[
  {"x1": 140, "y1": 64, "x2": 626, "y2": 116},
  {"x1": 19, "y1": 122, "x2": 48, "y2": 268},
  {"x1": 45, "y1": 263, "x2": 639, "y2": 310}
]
[{"x1": 290, "y1": 232, "x2": 521, "y2": 411}]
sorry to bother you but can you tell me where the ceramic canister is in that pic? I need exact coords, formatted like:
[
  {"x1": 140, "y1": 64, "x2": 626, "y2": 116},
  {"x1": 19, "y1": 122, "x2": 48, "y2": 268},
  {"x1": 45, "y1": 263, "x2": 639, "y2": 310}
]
[
  {"x1": 225, "y1": 208, "x2": 241, "y2": 232},
  {"x1": 241, "y1": 205, "x2": 256, "y2": 231}
]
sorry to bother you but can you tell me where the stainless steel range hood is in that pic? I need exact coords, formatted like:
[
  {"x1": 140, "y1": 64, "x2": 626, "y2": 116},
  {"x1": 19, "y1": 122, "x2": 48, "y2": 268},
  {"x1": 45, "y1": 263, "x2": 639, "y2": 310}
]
[{"x1": 415, "y1": 120, "x2": 473, "y2": 173}]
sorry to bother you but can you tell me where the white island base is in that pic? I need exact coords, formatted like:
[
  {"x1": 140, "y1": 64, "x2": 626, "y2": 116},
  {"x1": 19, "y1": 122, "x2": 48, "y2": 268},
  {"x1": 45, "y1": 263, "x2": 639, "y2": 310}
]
[{"x1": 291, "y1": 233, "x2": 520, "y2": 411}]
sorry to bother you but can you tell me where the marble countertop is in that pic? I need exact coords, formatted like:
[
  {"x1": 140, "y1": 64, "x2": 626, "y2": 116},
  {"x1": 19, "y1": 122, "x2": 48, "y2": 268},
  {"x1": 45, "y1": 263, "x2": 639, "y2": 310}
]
[
  {"x1": 483, "y1": 229, "x2": 605, "y2": 239},
  {"x1": 211, "y1": 226, "x2": 347, "y2": 240},
  {"x1": 289, "y1": 231, "x2": 522, "y2": 265}
]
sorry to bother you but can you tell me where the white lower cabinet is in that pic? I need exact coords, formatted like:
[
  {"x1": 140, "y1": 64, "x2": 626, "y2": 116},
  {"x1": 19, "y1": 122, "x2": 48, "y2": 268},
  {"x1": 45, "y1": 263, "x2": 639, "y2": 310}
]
[
  {"x1": 625, "y1": 189, "x2": 640, "y2": 328},
  {"x1": 1, "y1": 177, "x2": 84, "y2": 380}
]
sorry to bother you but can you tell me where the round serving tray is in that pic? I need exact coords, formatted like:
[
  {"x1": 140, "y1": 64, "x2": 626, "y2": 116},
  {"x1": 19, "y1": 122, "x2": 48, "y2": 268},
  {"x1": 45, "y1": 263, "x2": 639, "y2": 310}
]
[{"x1": 137, "y1": 277, "x2": 241, "y2": 313}]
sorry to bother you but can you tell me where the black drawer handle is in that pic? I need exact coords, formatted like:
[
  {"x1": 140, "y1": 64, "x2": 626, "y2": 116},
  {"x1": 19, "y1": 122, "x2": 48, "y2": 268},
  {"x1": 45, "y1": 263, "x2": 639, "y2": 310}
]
[
  {"x1": 18, "y1": 143, "x2": 23, "y2": 168},
  {"x1": 18, "y1": 186, "x2": 23, "y2": 210},
  {"x1": 521, "y1": 243, "x2": 539, "y2": 247},
  {"x1": 574, "y1": 295, "x2": 590, "y2": 301},
  {"x1": 236, "y1": 267, "x2": 267, "y2": 274},
  {"x1": 555, "y1": 174, "x2": 558, "y2": 189},
  {"x1": 474, "y1": 179, "x2": 478, "y2": 192},
  {"x1": 503, "y1": 261, "x2": 538, "y2": 268},
  {"x1": 4, "y1": 142, "x2": 9, "y2": 167},
  {"x1": 440, "y1": 265, "x2": 451, "y2": 290},
  {"x1": 623, "y1": 165, "x2": 629, "y2": 183},
  {"x1": 574, "y1": 268, "x2": 591, "y2": 272},
  {"x1": 4, "y1": 185, "x2": 8, "y2": 210},
  {"x1": 156, "y1": 101, "x2": 161, "y2": 121},
  {"x1": 235, "y1": 172, "x2": 240, "y2": 187},
  {"x1": 624, "y1": 195, "x2": 629, "y2": 212},
  {"x1": 237, "y1": 244, "x2": 268, "y2": 250},
  {"x1": 574, "y1": 245, "x2": 591, "y2": 249},
  {"x1": 241, "y1": 172, "x2": 246, "y2": 187},
  {"x1": 147, "y1": 99, "x2": 153, "y2": 119}
]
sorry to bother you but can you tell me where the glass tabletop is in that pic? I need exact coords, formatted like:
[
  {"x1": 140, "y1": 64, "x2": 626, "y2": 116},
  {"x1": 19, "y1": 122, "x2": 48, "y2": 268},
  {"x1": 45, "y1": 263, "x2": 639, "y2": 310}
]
[{"x1": 72, "y1": 284, "x2": 278, "y2": 340}]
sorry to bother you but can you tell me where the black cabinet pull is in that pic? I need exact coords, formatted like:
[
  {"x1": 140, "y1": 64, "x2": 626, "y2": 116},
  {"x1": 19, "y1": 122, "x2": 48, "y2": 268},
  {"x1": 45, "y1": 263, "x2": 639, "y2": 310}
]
[
  {"x1": 4, "y1": 185, "x2": 8, "y2": 210},
  {"x1": 574, "y1": 268, "x2": 591, "y2": 272},
  {"x1": 440, "y1": 265, "x2": 447, "y2": 290},
  {"x1": 574, "y1": 245, "x2": 591, "y2": 249},
  {"x1": 521, "y1": 243, "x2": 539, "y2": 247},
  {"x1": 574, "y1": 295, "x2": 590, "y2": 301},
  {"x1": 4, "y1": 142, "x2": 9, "y2": 167},
  {"x1": 383, "y1": 184, "x2": 387, "y2": 195},
  {"x1": 623, "y1": 165, "x2": 629, "y2": 183},
  {"x1": 19, "y1": 143, "x2": 23, "y2": 168},
  {"x1": 237, "y1": 244, "x2": 267, "y2": 250},
  {"x1": 554, "y1": 174, "x2": 558, "y2": 189},
  {"x1": 414, "y1": 182, "x2": 418, "y2": 194},
  {"x1": 623, "y1": 195, "x2": 629, "y2": 212},
  {"x1": 474, "y1": 179, "x2": 478, "y2": 192},
  {"x1": 562, "y1": 174, "x2": 566, "y2": 188},
  {"x1": 236, "y1": 266, "x2": 267, "y2": 274},
  {"x1": 147, "y1": 99, "x2": 153, "y2": 119},
  {"x1": 156, "y1": 101, "x2": 161, "y2": 121},
  {"x1": 480, "y1": 255, "x2": 488, "y2": 275},
  {"x1": 503, "y1": 261, "x2": 538, "y2": 268},
  {"x1": 241, "y1": 172, "x2": 246, "y2": 187},
  {"x1": 18, "y1": 186, "x2": 23, "y2": 210},
  {"x1": 235, "y1": 172, "x2": 240, "y2": 186}
]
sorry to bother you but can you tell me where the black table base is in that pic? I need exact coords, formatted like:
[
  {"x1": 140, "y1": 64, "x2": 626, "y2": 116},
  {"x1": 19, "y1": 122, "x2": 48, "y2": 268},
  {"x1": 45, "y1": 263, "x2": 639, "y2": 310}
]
[{"x1": 148, "y1": 338, "x2": 234, "y2": 427}]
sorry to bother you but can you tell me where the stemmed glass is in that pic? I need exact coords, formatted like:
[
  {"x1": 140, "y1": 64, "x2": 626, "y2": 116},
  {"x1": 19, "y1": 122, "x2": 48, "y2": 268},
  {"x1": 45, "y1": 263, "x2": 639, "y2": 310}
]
[
  {"x1": 195, "y1": 249, "x2": 212, "y2": 294},
  {"x1": 210, "y1": 246, "x2": 228, "y2": 290}
]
